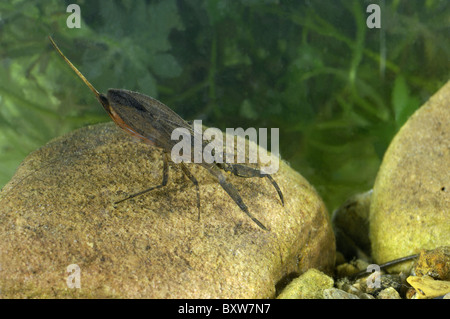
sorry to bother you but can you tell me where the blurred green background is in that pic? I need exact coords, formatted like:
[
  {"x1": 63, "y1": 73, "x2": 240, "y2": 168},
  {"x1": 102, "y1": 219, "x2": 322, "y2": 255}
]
[{"x1": 0, "y1": 0, "x2": 448, "y2": 212}]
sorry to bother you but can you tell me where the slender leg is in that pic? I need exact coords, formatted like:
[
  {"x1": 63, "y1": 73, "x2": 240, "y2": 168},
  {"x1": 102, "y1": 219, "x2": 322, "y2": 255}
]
[
  {"x1": 206, "y1": 164, "x2": 267, "y2": 230},
  {"x1": 179, "y1": 163, "x2": 201, "y2": 221},
  {"x1": 265, "y1": 174, "x2": 284, "y2": 206},
  {"x1": 218, "y1": 163, "x2": 284, "y2": 206},
  {"x1": 115, "y1": 152, "x2": 169, "y2": 204}
]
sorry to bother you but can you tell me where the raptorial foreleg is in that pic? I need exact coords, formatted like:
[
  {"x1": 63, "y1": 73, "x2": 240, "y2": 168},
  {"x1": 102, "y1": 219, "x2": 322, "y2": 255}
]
[
  {"x1": 217, "y1": 163, "x2": 284, "y2": 206},
  {"x1": 206, "y1": 164, "x2": 267, "y2": 230}
]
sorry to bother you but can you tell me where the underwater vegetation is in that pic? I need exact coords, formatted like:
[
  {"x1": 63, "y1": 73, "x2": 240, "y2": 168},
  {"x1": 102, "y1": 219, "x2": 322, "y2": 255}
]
[{"x1": 0, "y1": 0, "x2": 448, "y2": 211}]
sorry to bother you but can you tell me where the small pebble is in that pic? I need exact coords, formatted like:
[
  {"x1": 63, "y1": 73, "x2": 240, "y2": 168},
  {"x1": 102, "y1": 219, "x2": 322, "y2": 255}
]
[
  {"x1": 377, "y1": 287, "x2": 401, "y2": 299},
  {"x1": 336, "y1": 279, "x2": 374, "y2": 299},
  {"x1": 361, "y1": 274, "x2": 403, "y2": 295},
  {"x1": 323, "y1": 288, "x2": 360, "y2": 299},
  {"x1": 336, "y1": 263, "x2": 359, "y2": 278},
  {"x1": 277, "y1": 269, "x2": 334, "y2": 299},
  {"x1": 406, "y1": 275, "x2": 450, "y2": 299}
]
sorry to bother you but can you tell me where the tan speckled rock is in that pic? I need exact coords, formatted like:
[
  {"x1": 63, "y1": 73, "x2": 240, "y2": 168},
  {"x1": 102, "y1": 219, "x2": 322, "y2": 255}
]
[
  {"x1": 370, "y1": 81, "x2": 450, "y2": 273},
  {"x1": 376, "y1": 287, "x2": 401, "y2": 299},
  {"x1": 0, "y1": 122, "x2": 335, "y2": 298},
  {"x1": 277, "y1": 268, "x2": 334, "y2": 299}
]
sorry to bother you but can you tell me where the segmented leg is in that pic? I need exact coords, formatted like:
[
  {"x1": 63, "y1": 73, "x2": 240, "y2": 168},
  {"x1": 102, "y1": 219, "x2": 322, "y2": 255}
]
[
  {"x1": 179, "y1": 162, "x2": 201, "y2": 221},
  {"x1": 217, "y1": 163, "x2": 284, "y2": 206},
  {"x1": 115, "y1": 153, "x2": 202, "y2": 221},
  {"x1": 115, "y1": 153, "x2": 269, "y2": 230},
  {"x1": 205, "y1": 164, "x2": 268, "y2": 230},
  {"x1": 114, "y1": 152, "x2": 170, "y2": 204}
]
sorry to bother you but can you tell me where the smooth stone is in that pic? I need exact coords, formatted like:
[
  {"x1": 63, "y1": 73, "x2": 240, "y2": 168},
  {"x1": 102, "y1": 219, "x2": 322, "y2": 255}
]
[
  {"x1": 407, "y1": 275, "x2": 450, "y2": 299},
  {"x1": 359, "y1": 274, "x2": 403, "y2": 296},
  {"x1": 323, "y1": 288, "x2": 360, "y2": 299},
  {"x1": 0, "y1": 122, "x2": 335, "y2": 298},
  {"x1": 336, "y1": 279, "x2": 375, "y2": 299},
  {"x1": 376, "y1": 287, "x2": 401, "y2": 299},
  {"x1": 370, "y1": 81, "x2": 450, "y2": 273},
  {"x1": 335, "y1": 263, "x2": 359, "y2": 278},
  {"x1": 277, "y1": 268, "x2": 334, "y2": 299}
]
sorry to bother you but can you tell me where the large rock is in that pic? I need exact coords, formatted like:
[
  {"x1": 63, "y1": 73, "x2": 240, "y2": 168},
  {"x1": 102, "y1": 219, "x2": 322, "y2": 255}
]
[
  {"x1": 370, "y1": 81, "x2": 450, "y2": 272},
  {"x1": 0, "y1": 122, "x2": 335, "y2": 298}
]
